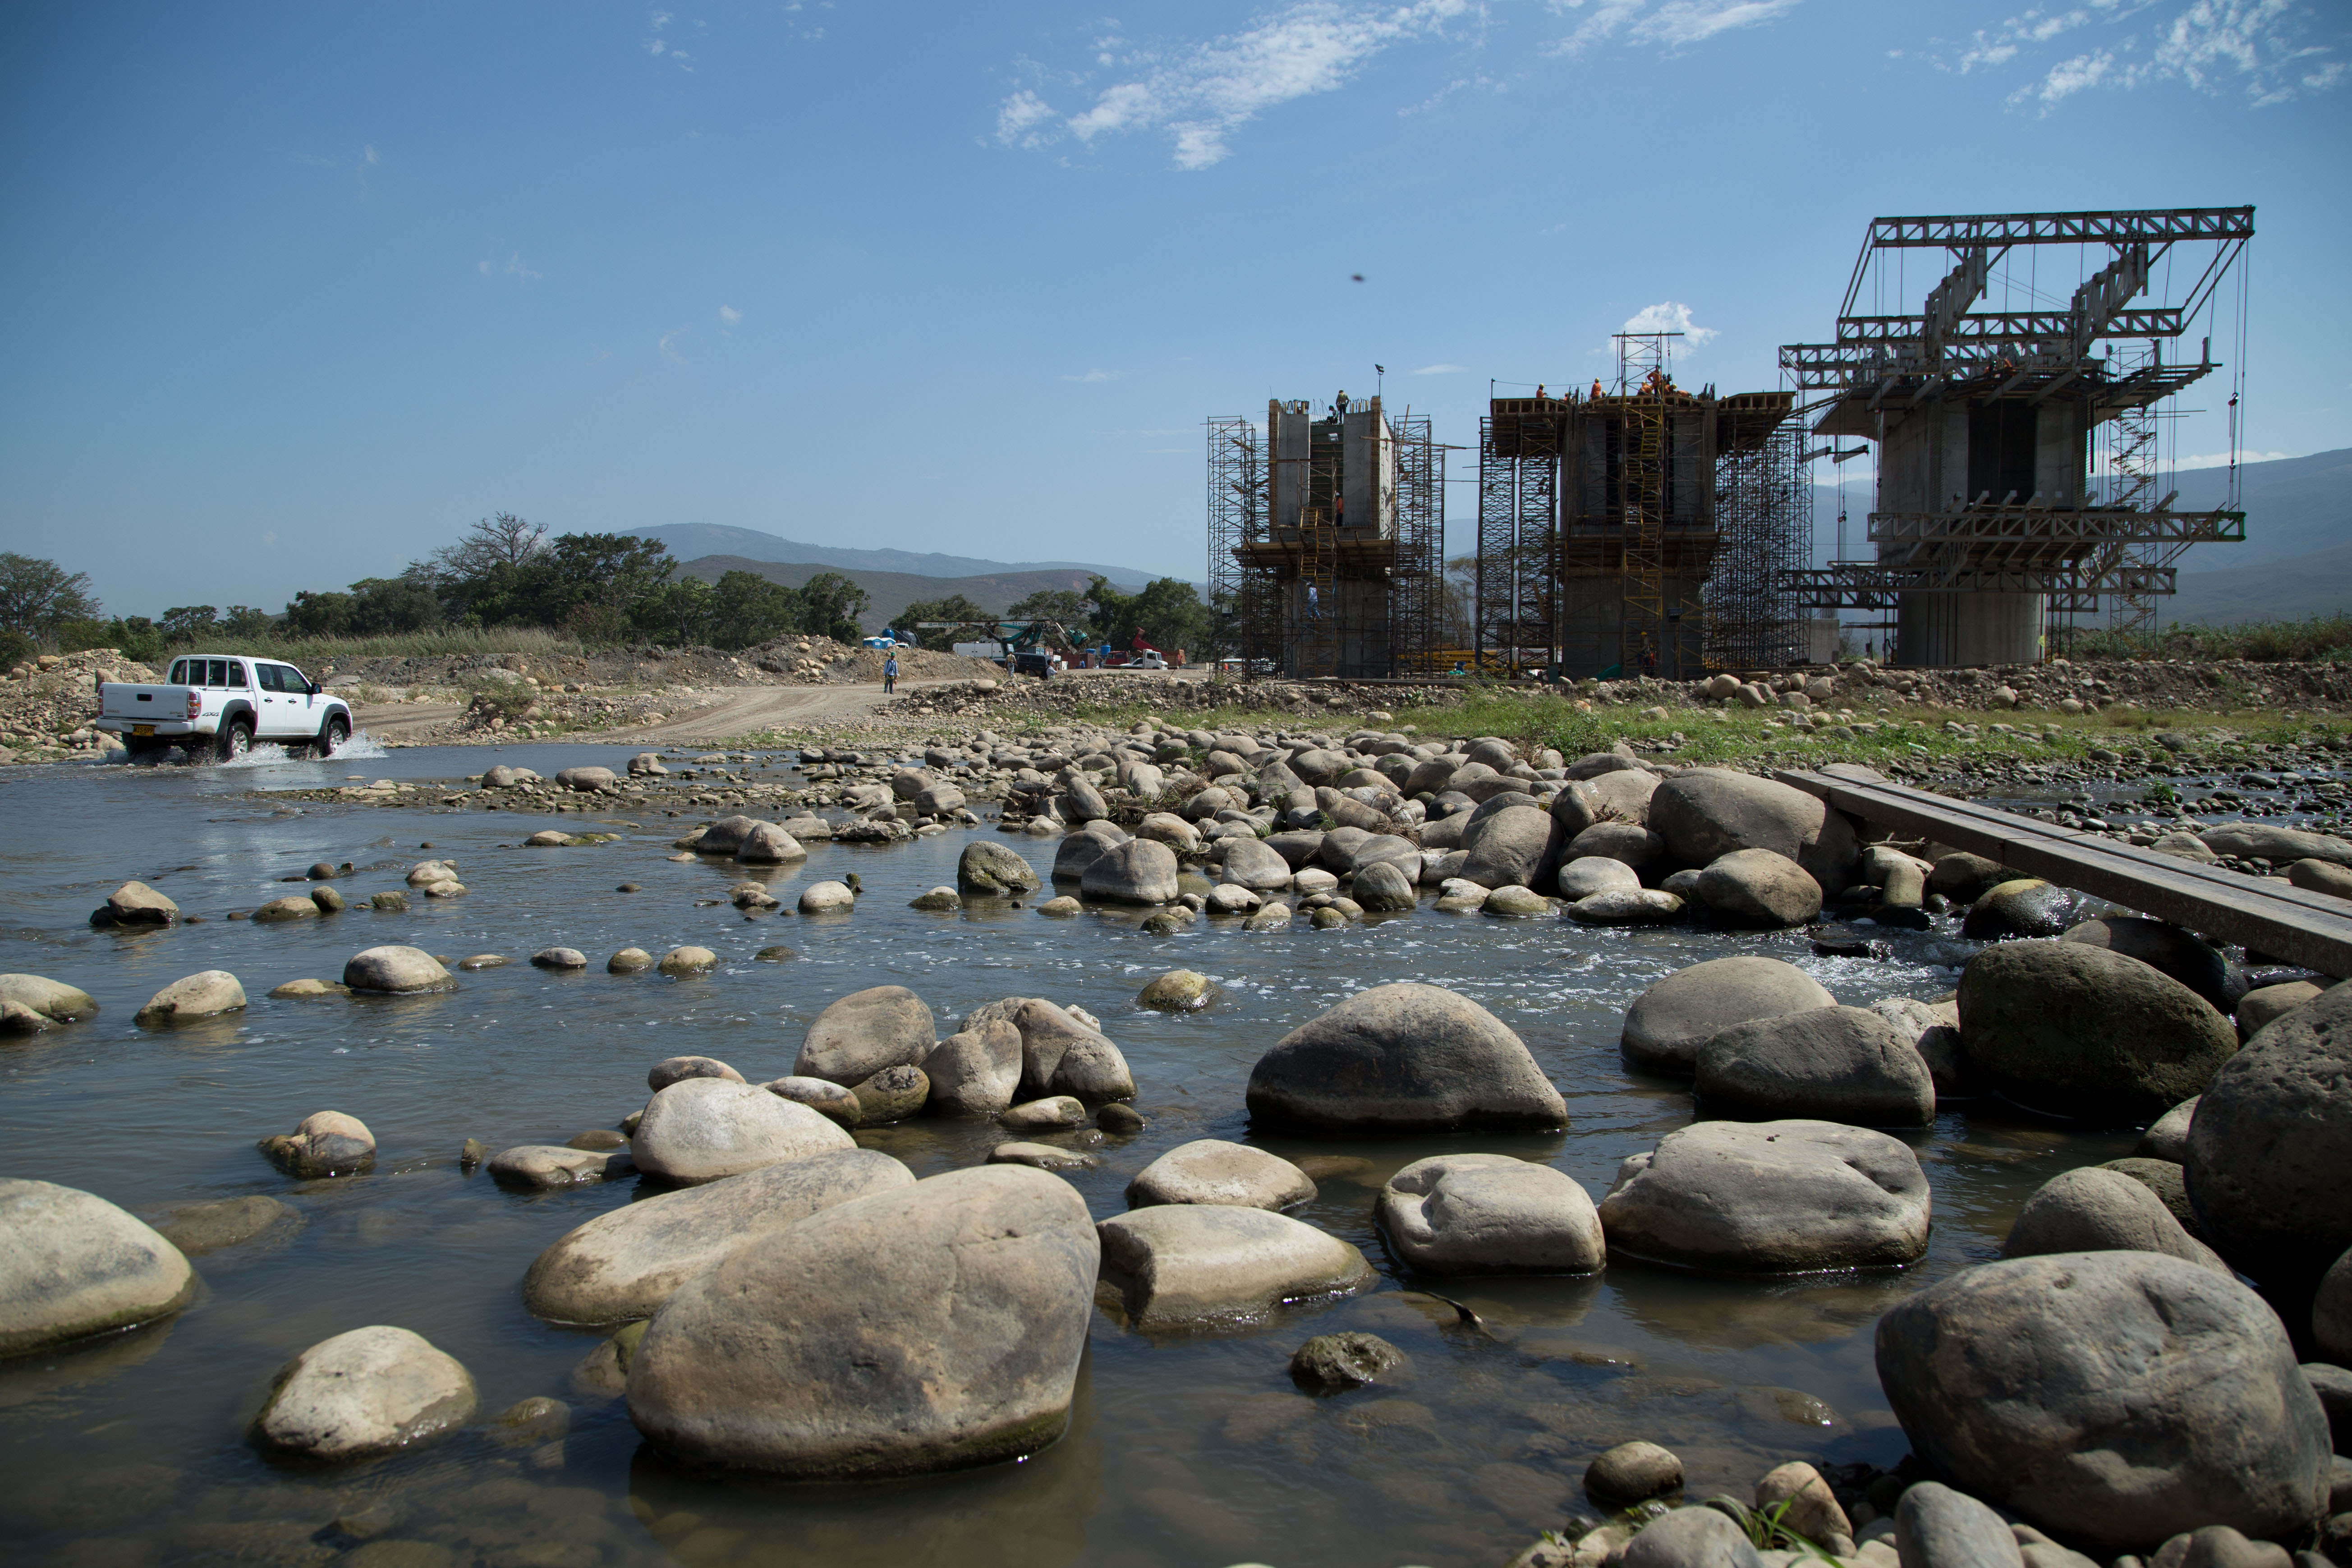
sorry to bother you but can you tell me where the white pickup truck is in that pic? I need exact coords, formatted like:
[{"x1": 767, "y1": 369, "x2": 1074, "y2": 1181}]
[{"x1": 97, "y1": 654, "x2": 354, "y2": 761}]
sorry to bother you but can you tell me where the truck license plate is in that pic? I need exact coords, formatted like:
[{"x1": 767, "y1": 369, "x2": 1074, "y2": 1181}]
[{"x1": 133, "y1": 725, "x2": 154, "y2": 736}]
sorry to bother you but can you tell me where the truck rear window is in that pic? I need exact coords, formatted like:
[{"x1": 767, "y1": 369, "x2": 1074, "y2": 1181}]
[{"x1": 168, "y1": 660, "x2": 188, "y2": 684}]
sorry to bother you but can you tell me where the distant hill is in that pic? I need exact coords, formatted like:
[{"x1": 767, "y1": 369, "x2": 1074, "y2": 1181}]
[
  {"x1": 629, "y1": 524, "x2": 1158, "y2": 589},
  {"x1": 675, "y1": 555, "x2": 1114, "y2": 633}
]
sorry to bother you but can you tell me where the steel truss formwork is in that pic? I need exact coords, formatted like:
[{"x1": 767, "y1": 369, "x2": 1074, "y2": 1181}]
[
  {"x1": 1778, "y1": 206, "x2": 2254, "y2": 665},
  {"x1": 1204, "y1": 398, "x2": 1443, "y2": 679}
]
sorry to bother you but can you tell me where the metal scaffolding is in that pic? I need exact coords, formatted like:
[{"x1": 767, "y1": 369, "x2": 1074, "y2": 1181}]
[
  {"x1": 1475, "y1": 399, "x2": 1559, "y2": 672},
  {"x1": 1705, "y1": 405, "x2": 1808, "y2": 667},
  {"x1": 1205, "y1": 414, "x2": 1270, "y2": 666}
]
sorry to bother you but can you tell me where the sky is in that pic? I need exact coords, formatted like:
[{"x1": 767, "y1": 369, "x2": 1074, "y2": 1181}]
[{"x1": 2, "y1": 0, "x2": 2347, "y2": 617}]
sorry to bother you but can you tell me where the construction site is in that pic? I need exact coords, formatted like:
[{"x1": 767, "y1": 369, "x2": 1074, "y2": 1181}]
[{"x1": 1206, "y1": 204, "x2": 2255, "y2": 677}]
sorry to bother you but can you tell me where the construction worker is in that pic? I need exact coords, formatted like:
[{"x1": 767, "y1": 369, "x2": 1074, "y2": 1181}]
[
  {"x1": 1590, "y1": 378, "x2": 1603, "y2": 400},
  {"x1": 1534, "y1": 383, "x2": 1545, "y2": 400},
  {"x1": 882, "y1": 651, "x2": 898, "y2": 694}
]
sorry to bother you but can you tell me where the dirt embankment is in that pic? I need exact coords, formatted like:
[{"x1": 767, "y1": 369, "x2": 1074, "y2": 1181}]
[
  {"x1": 0, "y1": 648, "x2": 159, "y2": 758},
  {"x1": 309, "y1": 635, "x2": 1002, "y2": 695}
]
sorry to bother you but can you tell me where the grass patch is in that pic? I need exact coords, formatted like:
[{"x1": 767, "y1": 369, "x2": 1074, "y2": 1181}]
[
  {"x1": 179, "y1": 626, "x2": 587, "y2": 667},
  {"x1": 2068, "y1": 614, "x2": 2352, "y2": 664}
]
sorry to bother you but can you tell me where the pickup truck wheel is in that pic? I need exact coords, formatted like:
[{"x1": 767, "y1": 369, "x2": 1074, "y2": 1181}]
[
  {"x1": 317, "y1": 714, "x2": 351, "y2": 757},
  {"x1": 214, "y1": 717, "x2": 254, "y2": 762}
]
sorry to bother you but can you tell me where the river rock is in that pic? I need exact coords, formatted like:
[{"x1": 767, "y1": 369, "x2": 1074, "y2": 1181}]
[
  {"x1": 343, "y1": 946, "x2": 455, "y2": 994},
  {"x1": 258, "y1": 1110, "x2": 376, "y2": 1177},
  {"x1": 1377, "y1": 1153, "x2": 1603, "y2": 1275},
  {"x1": 999, "y1": 1095, "x2": 1085, "y2": 1130},
  {"x1": 736, "y1": 823, "x2": 806, "y2": 864},
  {"x1": 648, "y1": 1055, "x2": 743, "y2": 1092},
  {"x1": 1929, "y1": 852, "x2": 2011, "y2": 902},
  {"x1": 1617, "y1": 1507, "x2": 1764, "y2": 1568},
  {"x1": 629, "y1": 1077, "x2": 855, "y2": 1184},
  {"x1": 488, "y1": 1145, "x2": 635, "y2": 1190},
  {"x1": 251, "y1": 1325, "x2": 478, "y2": 1461},
  {"x1": 1096, "y1": 1205, "x2": 1373, "y2": 1329},
  {"x1": 1694, "y1": 848, "x2": 1823, "y2": 928},
  {"x1": 1126, "y1": 1140, "x2": 1315, "y2": 1211},
  {"x1": 1137, "y1": 970, "x2": 1217, "y2": 1011},
  {"x1": 2315, "y1": 1247, "x2": 2352, "y2": 1363},
  {"x1": 1597, "y1": 1120, "x2": 1930, "y2": 1272},
  {"x1": 1567, "y1": 821, "x2": 1665, "y2": 870},
  {"x1": 1874, "y1": 1251, "x2": 2333, "y2": 1552},
  {"x1": 523, "y1": 1148, "x2": 913, "y2": 1323},
  {"x1": 2288, "y1": 858, "x2": 2352, "y2": 901},
  {"x1": 252, "y1": 896, "x2": 320, "y2": 923},
  {"x1": 0, "y1": 974, "x2": 99, "y2": 1022},
  {"x1": 1051, "y1": 828, "x2": 1113, "y2": 882},
  {"x1": 1585, "y1": 1440, "x2": 1684, "y2": 1506},
  {"x1": 1568, "y1": 887, "x2": 1686, "y2": 925},
  {"x1": 148, "y1": 1193, "x2": 293, "y2": 1256},
  {"x1": 1290, "y1": 1331, "x2": 1405, "y2": 1393},
  {"x1": 1558, "y1": 856, "x2": 1640, "y2": 900},
  {"x1": 1962, "y1": 878, "x2": 2080, "y2": 939},
  {"x1": 2003, "y1": 1167, "x2": 2229, "y2": 1274},
  {"x1": 405, "y1": 859, "x2": 459, "y2": 887},
  {"x1": 1694, "y1": 1005, "x2": 1934, "y2": 1127},
  {"x1": 1481, "y1": 884, "x2": 1551, "y2": 917},
  {"x1": 1956, "y1": 940, "x2": 2238, "y2": 1123},
  {"x1": 2238, "y1": 980, "x2": 2321, "y2": 1037},
  {"x1": 1245, "y1": 982, "x2": 1565, "y2": 1132},
  {"x1": 2200, "y1": 823, "x2": 2352, "y2": 867},
  {"x1": 795, "y1": 984, "x2": 936, "y2": 1085},
  {"x1": 1895, "y1": 1483, "x2": 2025, "y2": 1568},
  {"x1": 1219, "y1": 835, "x2": 1295, "y2": 891},
  {"x1": 920, "y1": 1021, "x2": 1024, "y2": 1116},
  {"x1": 1870, "y1": 995, "x2": 1976, "y2": 1098},
  {"x1": 1460, "y1": 805, "x2": 1565, "y2": 891},
  {"x1": 106, "y1": 880, "x2": 178, "y2": 924},
  {"x1": 763, "y1": 1076, "x2": 861, "y2": 1127},
  {"x1": 608, "y1": 947, "x2": 653, "y2": 974},
  {"x1": 0, "y1": 1180, "x2": 197, "y2": 1355},
  {"x1": 2138, "y1": 1095, "x2": 2200, "y2": 1161},
  {"x1": 2103, "y1": 1156, "x2": 2207, "y2": 1241},
  {"x1": 988, "y1": 1140, "x2": 1095, "y2": 1170},
  {"x1": 2063, "y1": 916, "x2": 2240, "y2": 1014},
  {"x1": 850, "y1": 1064, "x2": 929, "y2": 1125},
  {"x1": 964, "y1": 997, "x2": 1135, "y2": 1101},
  {"x1": 134, "y1": 970, "x2": 246, "y2": 1024},
  {"x1": 1620, "y1": 956, "x2": 1837, "y2": 1077},
  {"x1": 1352, "y1": 860, "x2": 1416, "y2": 911},
  {"x1": 798, "y1": 880, "x2": 855, "y2": 913},
  {"x1": 1648, "y1": 769, "x2": 1858, "y2": 887},
  {"x1": 556, "y1": 766, "x2": 617, "y2": 792},
  {"x1": 2185, "y1": 983, "x2": 2352, "y2": 1285},
  {"x1": 530, "y1": 947, "x2": 588, "y2": 970},
  {"x1": 1754, "y1": 1461, "x2": 1851, "y2": 1545},
  {"x1": 957, "y1": 841, "x2": 1041, "y2": 897},
  {"x1": 1082, "y1": 839, "x2": 1180, "y2": 905},
  {"x1": 626, "y1": 1166, "x2": 1098, "y2": 1476}
]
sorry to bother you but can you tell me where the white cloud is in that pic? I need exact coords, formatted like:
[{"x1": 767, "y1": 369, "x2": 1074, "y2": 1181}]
[
  {"x1": 262, "y1": 531, "x2": 279, "y2": 546},
  {"x1": 659, "y1": 326, "x2": 690, "y2": 364},
  {"x1": 1551, "y1": 0, "x2": 1801, "y2": 56},
  {"x1": 1062, "y1": 369, "x2": 1120, "y2": 383},
  {"x1": 1956, "y1": 0, "x2": 2352, "y2": 112},
  {"x1": 997, "y1": 0, "x2": 1471, "y2": 170},
  {"x1": 1414, "y1": 363, "x2": 1469, "y2": 373},
  {"x1": 717, "y1": 305, "x2": 742, "y2": 331},
  {"x1": 1621, "y1": 301, "x2": 1719, "y2": 347},
  {"x1": 480, "y1": 252, "x2": 541, "y2": 282}
]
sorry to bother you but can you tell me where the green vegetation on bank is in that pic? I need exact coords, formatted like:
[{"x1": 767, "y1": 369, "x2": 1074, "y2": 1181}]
[{"x1": 2064, "y1": 613, "x2": 2352, "y2": 665}]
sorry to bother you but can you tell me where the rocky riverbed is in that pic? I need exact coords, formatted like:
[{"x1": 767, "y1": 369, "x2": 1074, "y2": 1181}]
[{"x1": 3, "y1": 732, "x2": 2348, "y2": 1568}]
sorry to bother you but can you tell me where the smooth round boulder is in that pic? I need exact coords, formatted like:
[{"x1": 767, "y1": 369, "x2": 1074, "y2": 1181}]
[
  {"x1": 252, "y1": 896, "x2": 321, "y2": 923},
  {"x1": 629, "y1": 1077, "x2": 855, "y2": 1184},
  {"x1": 763, "y1": 1076, "x2": 861, "y2": 1127},
  {"x1": 1874, "y1": 1251, "x2": 2334, "y2": 1553},
  {"x1": 1245, "y1": 982, "x2": 1565, "y2": 1132},
  {"x1": 1566, "y1": 821, "x2": 1665, "y2": 870},
  {"x1": 1480, "y1": 884, "x2": 1551, "y2": 918},
  {"x1": 2102, "y1": 1156, "x2": 2206, "y2": 1241},
  {"x1": 0, "y1": 974, "x2": 99, "y2": 1022},
  {"x1": 920, "y1": 1021, "x2": 1024, "y2": 1116},
  {"x1": 657, "y1": 946, "x2": 717, "y2": 976},
  {"x1": 1125, "y1": 1140, "x2": 1315, "y2": 1212},
  {"x1": 2002, "y1": 1166, "x2": 2228, "y2": 1274},
  {"x1": 134, "y1": 970, "x2": 247, "y2": 1025},
  {"x1": 1648, "y1": 768, "x2": 1859, "y2": 888},
  {"x1": 798, "y1": 880, "x2": 855, "y2": 914},
  {"x1": 2063, "y1": 916, "x2": 2240, "y2": 1014},
  {"x1": 1351, "y1": 859, "x2": 1416, "y2": 911},
  {"x1": 257, "y1": 1110, "x2": 376, "y2": 1177},
  {"x1": 1568, "y1": 888, "x2": 1685, "y2": 926},
  {"x1": 1095, "y1": 1205, "x2": 1373, "y2": 1329},
  {"x1": 1585, "y1": 1440, "x2": 1684, "y2": 1506},
  {"x1": 998, "y1": 1096, "x2": 1085, "y2": 1131},
  {"x1": 1377, "y1": 1153, "x2": 1603, "y2": 1275},
  {"x1": 556, "y1": 766, "x2": 617, "y2": 792},
  {"x1": 1616, "y1": 1508, "x2": 1763, "y2": 1568},
  {"x1": 1620, "y1": 956, "x2": 1836, "y2": 1077},
  {"x1": 1694, "y1": 848, "x2": 1823, "y2": 929},
  {"x1": 988, "y1": 1141, "x2": 1096, "y2": 1171},
  {"x1": 909, "y1": 886, "x2": 961, "y2": 911},
  {"x1": 523, "y1": 1149, "x2": 913, "y2": 1324},
  {"x1": 1558, "y1": 856, "x2": 1640, "y2": 900},
  {"x1": 487, "y1": 1145, "x2": 635, "y2": 1190},
  {"x1": 1895, "y1": 1483, "x2": 2025, "y2": 1568},
  {"x1": 1137, "y1": 970, "x2": 1217, "y2": 1011},
  {"x1": 607, "y1": 947, "x2": 653, "y2": 974},
  {"x1": 735, "y1": 823, "x2": 806, "y2": 864},
  {"x1": 2185, "y1": 982, "x2": 2352, "y2": 1285},
  {"x1": 251, "y1": 1325, "x2": 478, "y2": 1462},
  {"x1": 1962, "y1": 878, "x2": 2080, "y2": 939},
  {"x1": 106, "y1": 880, "x2": 179, "y2": 924},
  {"x1": 648, "y1": 1055, "x2": 743, "y2": 1092},
  {"x1": 1693, "y1": 1005, "x2": 1934, "y2": 1127},
  {"x1": 2315, "y1": 1247, "x2": 2352, "y2": 1363},
  {"x1": 2138, "y1": 1095, "x2": 2200, "y2": 1161},
  {"x1": 968, "y1": 997, "x2": 1134, "y2": 1102},
  {"x1": 850, "y1": 1063, "x2": 929, "y2": 1125},
  {"x1": 342, "y1": 946, "x2": 455, "y2": 994},
  {"x1": 1081, "y1": 839, "x2": 1180, "y2": 905},
  {"x1": 2238, "y1": 981, "x2": 2321, "y2": 1038},
  {"x1": 957, "y1": 841, "x2": 1041, "y2": 897},
  {"x1": 794, "y1": 984, "x2": 937, "y2": 1086},
  {"x1": 1459, "y1": 805, "x2": 1565, "y2": 891},
  {"x1": 626, "y1": 1167, "x2": 1099, "y2": 1477},
  {"x1": 0, "y1": 1179, "x2": 196, "y2": 1355},
  {"x1": 1597, "y1": 1119, "x2": 1930, "y2": 1273},
  {"x1": 531, "y1": 947, "x2": 588, "y2": 971},
  {"x1": 148, "y1": 1194, "x2": 294, "y2": 1256},
  {"x1": 1957, "y1": 940, "x2": 2238, "y2": 1123}
]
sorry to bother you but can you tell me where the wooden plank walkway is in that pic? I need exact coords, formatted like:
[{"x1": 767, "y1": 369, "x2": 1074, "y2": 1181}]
[{"x1": 1775, "y1": 765, "x2": 2352, "y2": 978}]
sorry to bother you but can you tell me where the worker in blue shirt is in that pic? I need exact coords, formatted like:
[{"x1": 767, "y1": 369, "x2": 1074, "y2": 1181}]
[{"x1": 882, "y1": 653, "x2": 898, "y2": 694}]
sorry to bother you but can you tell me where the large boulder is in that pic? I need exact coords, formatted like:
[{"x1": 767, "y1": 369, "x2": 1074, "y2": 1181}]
[
  {"x1": 2199, "y1": 823, "x2": 2352, "y2": 867},
  {"x1": 920, "y1": 1021, "x2": 1025, "y2": 1116},
  {"x1": 963, "y1": 997, "x2": 1135, "y2": 1102},
  {"x1": 1617, "y1": 1507, "x2": 1764, "y2": 1568},
  {"x1": 556, "y1": 765, "x2": 617, "y2": 792},
  {"x1": 257, "y1": 1110, "x2": 376, "y2": 1177},
  {"x1": 1874, "y1": 1251, "x2": 2334, "y2": 1552},
  {"x1": 794, "y1": 985, "x2": 937, "y2": 1086},
  {"x1": 1895, "y1": 1484, "x2": 2026, "y2": 1568},
  {"x1": 1567, "y1": 821, "x2": 1664, "y2": 870},
  {"x1": 2001, "y1": 1166, "x2": 2229, "y2": 1274},
  {"x1": 1458, "y1": 805, "x2": 1565, "y2": 891},
  {"x1": 1620, "y1": 956, "x2": 1836, "y2": 1078},
  {"x1": 1693, "y1": 848, "x2": 1823, "y2": 928},
  {"x1": 627, "y1": 1167, "x2": 1098, "y2": 1476},
  {"x1": 342, "y1": 946, "x2": 456, "y2": 994},
  {"x1": 1647, "y1": 769, "x2": 1858, "y2": 887},
  {"x1": 1558, "y1": 857, "x2": 1640, "y2": 900},
  {"x1": 1245, "y1": 983, "x2": 1565, "y2": 1132},
  {"x1": 2062, "y1": 916, "x2": 2240, "y2": 1014},
  {"x1": 1693, "y1": 1005, "x2": 1934, "y2": 1127},
  {"x1": 1956, "y1": 941, "x2": 2238, "y2": 1123},
  {"x1": 2185, "y1": 983, "x2": 2352, "y2": 1286},
  {"x1": 735, "y1": 823, "x2": 805, "y2": 864},
  {"x1": 1596, "y1": 1120, "x2": 1930, "y2": 1272},
  {"x1": 250, "y1": 1325, "x2": 478, "y2": 1461},
  {"x1": 1095, "y1": 1205, "x2": 1373, "y2": 1329},
  {"x1": 2317, "y1": 1247, "x2": 2352, "y2": 1364},
  {"x1": 134, "y1": 970, "x2": 246, "y2": 1024},
  {"x1": 1962, "y1": 878, "x2": 2081, "y2": 939},
  {"x1": 629, "y1": 1078, "x2": 856, "y2": 1184},
  {"x1": 1219, "y1": 835, "x2": 1295, "y2": 891},
  {"x1": 1052, "y1": 830, "x2": 1115, "y2": 883},
  {"x1": 0, "y1": 974, "x2": 98, "y2": 1022},
  {"x1": 1126, "y1": 1140, "x2": 1315, "y2": 1211},
  {"x1": 0, "y1": 1179, "x2": 196, "y2": 1355},
  {"x1": 1351, "y1": 860, "x2": 1416, "y2": 911},
  {"x1": 957, "y1": 841, "x2": 1041, "y2": 897},
  {"x1": 522, "y1": 1149, "x2": 914, "y2": 1324},
  {"x1": 1376, "y1": 1153, "x2": 1603, "y2": 1275},
  {"x1": 106, "y1": 880, "x2": 179, "y2": 924},
  {"x1": 1081, "y1": 839, "x2": 1179, "y2": 905}
]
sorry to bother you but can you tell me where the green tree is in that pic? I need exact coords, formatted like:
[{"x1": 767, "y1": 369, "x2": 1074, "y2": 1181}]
[
  {"x1": 431, "y1": 511, "x2": 548, "y2": 580},
  {"x1": 796, "y1": 572, "x2": 870, "y2": 643},
  {"x1": 898, "y1": 593, "x2": 994, "y2": 650},
  {"x1": 1006, "y1": 588, "x2": 1089, "y2": 625},
  {"x1": 0, "y1": 554, "x2": 103, "y2": 647},
  {"x1": 709, "y1": 571, "x2": 805, "y2": 649},
  {"x1": 160, "y1": 606, "x2": 219, "y2": 642},
  {"x1": 220, "y1": 605, "x2": 275, "y2": 639},
  {"x1": 464, "y1": 533, "x2": 674, "y2": 639},
  {"x1": 1085, "y1": 575, "x2": 1209, "y2": 658}
]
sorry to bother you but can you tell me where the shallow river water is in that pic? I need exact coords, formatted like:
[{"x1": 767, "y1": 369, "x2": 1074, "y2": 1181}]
[{"x1": 0, "y1": 743, "x2": 2199, "y2": 1568}]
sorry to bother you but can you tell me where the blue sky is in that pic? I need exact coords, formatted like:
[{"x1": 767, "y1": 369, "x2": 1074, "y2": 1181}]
[{"x1": 2, "y1": 0, "x2": 2346, "y2": 616}]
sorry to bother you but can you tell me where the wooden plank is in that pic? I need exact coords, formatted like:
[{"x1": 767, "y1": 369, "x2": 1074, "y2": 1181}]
[{"x1": 1774, "y1": 768, "x2": 2352, "y2": 977}]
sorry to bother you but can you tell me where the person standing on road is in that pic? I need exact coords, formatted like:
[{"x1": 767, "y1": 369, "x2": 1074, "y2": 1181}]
[{"x1": 882, "y1": 652, "x2": 898, "y2": 694}]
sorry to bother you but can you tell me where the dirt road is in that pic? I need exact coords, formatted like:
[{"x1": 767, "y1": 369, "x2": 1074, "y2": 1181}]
[{"x1": 351, "y1": 680, "x2": 957, "y2": 747}]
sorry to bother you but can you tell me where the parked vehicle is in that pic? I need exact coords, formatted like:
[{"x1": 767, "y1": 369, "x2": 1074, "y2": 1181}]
[
  {"x1": 96, "y1": 654, "x2": 354, "y2": 761},
  {"x1": 1128, "y1": 652, "x2": 1168, "y2": 671},
  {"x1": 1010, "y1": 650, "x2": 1057, "y2": 679}
]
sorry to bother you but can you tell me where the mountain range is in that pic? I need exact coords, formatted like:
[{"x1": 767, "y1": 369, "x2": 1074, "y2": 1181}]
[{"x1": 624, "y1": 523, "x2": 1159, "y2": 589}]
